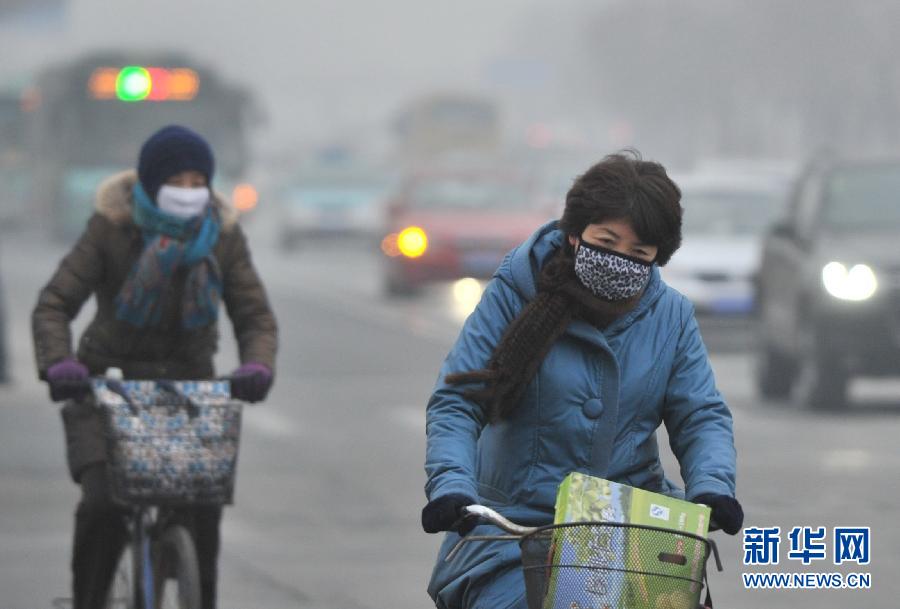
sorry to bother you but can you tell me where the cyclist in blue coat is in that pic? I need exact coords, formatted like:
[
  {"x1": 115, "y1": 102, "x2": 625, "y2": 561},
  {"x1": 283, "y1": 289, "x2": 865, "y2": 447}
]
[{"x1": 421, "y1": 152, "x2": 742, "y2": 609}]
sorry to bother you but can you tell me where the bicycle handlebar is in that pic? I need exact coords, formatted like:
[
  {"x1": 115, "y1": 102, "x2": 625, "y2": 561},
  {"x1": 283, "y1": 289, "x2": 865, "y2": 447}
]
[
  {"x1": 461, "y1": 505, "x2": 539, "y2": 536},
  {"x1": 459, "y1": 505, "x2": 718, "y2": 536},
  {"x1": 444, "y1": 505, "x2": 538, "y2": 562},
  {"x1": 88, "y1": 376, "x2": 243, "y2": 415},
  {"x1": 89, "y1": 375, "x2": 237, "y2": 383},
  {"x1": 447, "y1": 504, "x2": 723, "y2": 572}
]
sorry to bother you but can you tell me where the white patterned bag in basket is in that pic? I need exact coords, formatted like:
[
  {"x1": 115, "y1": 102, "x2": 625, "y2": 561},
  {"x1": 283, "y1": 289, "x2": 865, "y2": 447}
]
[{"x1": 92, "y1": 379, "x2": 242, "y2": 505}]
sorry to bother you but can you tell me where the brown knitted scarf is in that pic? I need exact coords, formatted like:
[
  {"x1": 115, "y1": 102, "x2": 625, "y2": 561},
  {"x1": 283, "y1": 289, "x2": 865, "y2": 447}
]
[{"x1": 446, "y1": 247, "x2": 641, "y2": 422}]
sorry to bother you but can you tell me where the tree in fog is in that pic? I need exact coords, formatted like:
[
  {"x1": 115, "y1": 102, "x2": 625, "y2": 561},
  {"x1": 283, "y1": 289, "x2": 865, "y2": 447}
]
[{"x1": 578, "y1": 0, "x2": 900, "y2": 163}]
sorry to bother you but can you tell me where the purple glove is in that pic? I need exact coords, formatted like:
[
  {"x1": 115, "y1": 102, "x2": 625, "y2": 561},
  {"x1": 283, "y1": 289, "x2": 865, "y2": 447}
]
[
  {"x1": 229, "y1": 362, "x2": 273, "y2": 403},
  {"x1": 46, "y1": 358, "x2": 91, "y2": 402}
]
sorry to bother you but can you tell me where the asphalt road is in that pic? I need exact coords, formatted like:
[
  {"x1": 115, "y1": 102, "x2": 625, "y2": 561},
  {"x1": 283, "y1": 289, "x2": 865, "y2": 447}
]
[{"x1": 1, "y1": 224, "x2": 898, "y2": 609}]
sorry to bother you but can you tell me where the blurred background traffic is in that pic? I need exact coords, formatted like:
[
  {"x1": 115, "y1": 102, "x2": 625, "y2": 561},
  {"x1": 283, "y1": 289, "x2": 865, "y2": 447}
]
[{"x1": 1, "y1": 1, "x2": 899, "y2": 608}]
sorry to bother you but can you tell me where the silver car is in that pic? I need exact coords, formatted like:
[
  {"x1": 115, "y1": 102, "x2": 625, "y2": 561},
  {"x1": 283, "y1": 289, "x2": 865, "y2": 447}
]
[{"x1": 662, "y1": 171, "x2": 791, "y2": 315}]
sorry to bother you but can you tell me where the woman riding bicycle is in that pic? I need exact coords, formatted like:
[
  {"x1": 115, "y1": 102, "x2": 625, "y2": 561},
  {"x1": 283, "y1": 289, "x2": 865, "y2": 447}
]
[
  {"x1": 421, "y1": 151, "x2": 743, "y2": 609},
  {"x1": 32, "y1": 125, "x2": 278, "y2": 609}
]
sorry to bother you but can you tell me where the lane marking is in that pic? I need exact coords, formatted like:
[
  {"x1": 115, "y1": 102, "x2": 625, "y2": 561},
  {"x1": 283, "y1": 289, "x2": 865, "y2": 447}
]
[
  {"x1": 390, "y1": 405, "x2": 425, "y2": 431},
  {"x1": 822, "y1": 449, "x2": 873, "y2": 472},
  {"x1": 280, "y1": 278, "x2": 459, "y2": 347},
  {"x1": 242, "y1": 408, "x2": 302, "y2": 439},
  {"x1": 257, "y1": 247, "x2": 466, "y2": 345}
]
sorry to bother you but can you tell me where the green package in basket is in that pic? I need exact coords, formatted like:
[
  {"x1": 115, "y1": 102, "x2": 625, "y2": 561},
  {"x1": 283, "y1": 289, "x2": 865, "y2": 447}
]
[{"x1": 541, "y1": 472, "x2": 711, "y2": 609}]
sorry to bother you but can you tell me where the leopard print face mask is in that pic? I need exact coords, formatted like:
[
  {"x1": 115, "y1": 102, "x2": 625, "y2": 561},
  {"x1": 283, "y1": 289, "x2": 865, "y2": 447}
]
[{"x1": 574, "y1": 240, "x2": 653, "y2": 301}]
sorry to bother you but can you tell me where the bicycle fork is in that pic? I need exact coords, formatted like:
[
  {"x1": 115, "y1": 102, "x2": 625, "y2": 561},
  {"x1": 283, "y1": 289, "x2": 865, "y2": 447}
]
[{"x1": 132, "y1": 508, "x2": 156, "y2": 609}]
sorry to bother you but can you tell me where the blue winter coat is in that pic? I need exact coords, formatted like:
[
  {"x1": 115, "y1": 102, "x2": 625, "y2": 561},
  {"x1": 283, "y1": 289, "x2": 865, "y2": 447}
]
[{"x1": 424, "y1": 221, "x2": 736, "y2": 609}]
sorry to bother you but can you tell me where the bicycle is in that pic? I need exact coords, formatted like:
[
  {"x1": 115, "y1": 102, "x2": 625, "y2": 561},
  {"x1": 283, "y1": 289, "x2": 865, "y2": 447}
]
[
  {"x1": 105, "y1": 504, "x2": 202, "y2": 609},
  {"x1": 446, "y1": 505, "x2": 723, "y2": 609},
  {"x1": 93, "y1": 372, "x2": 243, "y2": 609}
]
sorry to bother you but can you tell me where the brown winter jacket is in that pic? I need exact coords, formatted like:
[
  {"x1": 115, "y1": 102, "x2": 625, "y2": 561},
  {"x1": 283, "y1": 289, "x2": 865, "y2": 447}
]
[{"x1": 32, "y1": 170, "x2": 277, "y2": 381}]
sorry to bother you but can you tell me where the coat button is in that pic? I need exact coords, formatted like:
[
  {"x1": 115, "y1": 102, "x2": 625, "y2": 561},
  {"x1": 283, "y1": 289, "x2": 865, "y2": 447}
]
[{"x1": 583, "y1": 398, "x2": 604, "y2": 419}]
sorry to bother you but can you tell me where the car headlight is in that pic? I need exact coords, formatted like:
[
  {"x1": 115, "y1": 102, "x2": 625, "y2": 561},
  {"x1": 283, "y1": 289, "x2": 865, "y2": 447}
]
[
  {"x1": 396, "y1": 226, "x2": 428, "y2": 258},
  {"x1": 821, "y1": 262, "x2": 878, "y2": 301}
]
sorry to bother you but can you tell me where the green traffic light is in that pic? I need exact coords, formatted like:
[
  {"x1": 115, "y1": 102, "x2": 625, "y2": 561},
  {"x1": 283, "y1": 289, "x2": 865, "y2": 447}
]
[{"x1": 116, "y1": 66, "x2": 151, "y2": 101}]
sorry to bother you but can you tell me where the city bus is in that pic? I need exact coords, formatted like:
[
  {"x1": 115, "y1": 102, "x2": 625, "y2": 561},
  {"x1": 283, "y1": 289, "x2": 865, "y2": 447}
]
[
  {"x1": 25, "y1": 51, "x2": 259, "y2": 240},
  {"x1": 0, "y1": 85, "x2": 33, "y2": 228}
]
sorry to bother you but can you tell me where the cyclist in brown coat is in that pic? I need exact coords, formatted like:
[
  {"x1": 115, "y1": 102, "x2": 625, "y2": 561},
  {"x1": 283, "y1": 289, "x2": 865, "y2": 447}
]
[{"x1": 32, "y1": 125, "x2": 278, "y2": 609}]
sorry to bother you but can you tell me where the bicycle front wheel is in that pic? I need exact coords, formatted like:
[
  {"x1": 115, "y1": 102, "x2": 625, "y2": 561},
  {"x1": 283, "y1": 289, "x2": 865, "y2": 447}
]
[{"x1": 153, "y1": 525, "x2": 201, "y2": 609}]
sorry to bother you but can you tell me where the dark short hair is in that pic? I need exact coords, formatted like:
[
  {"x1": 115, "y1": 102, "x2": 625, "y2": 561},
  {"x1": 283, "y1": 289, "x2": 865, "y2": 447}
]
[{"x1": 559, "y1": 150, "x2": 683, "y2": 266}]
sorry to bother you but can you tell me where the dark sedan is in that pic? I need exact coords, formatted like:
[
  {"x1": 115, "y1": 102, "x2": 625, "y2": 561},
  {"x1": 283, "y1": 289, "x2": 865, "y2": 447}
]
[{"x1": 756, "y1": 158, "x2": 900, "y2": 409}]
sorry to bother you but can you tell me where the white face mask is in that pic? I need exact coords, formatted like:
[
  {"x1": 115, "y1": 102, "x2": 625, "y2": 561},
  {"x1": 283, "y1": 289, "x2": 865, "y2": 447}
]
[{"x1": 156, "y1": 185, "x2": 210, "y2": 219}]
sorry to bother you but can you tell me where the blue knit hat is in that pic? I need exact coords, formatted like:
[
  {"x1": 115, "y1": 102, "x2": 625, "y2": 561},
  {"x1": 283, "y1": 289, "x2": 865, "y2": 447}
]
[{"x1": 137, "y1": 125, "x2": 215, "y2": 201}]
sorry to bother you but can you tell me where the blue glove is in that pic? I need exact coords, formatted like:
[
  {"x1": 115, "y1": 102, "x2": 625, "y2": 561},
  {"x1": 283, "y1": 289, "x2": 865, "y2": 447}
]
[{"x1": 421, "y1": 493, "x2": 478, "y2": 535}]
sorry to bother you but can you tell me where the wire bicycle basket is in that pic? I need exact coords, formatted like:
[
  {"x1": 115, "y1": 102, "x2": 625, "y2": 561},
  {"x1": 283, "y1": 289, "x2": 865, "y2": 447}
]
[{"x1": 519, "y1": 522, "x2": 718, "y2": 609}]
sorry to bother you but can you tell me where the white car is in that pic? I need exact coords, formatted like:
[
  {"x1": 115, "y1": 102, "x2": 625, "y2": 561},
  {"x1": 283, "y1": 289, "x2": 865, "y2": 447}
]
[
  {"x1": 277, "y1": 164, "x2": 395, "y2": 249},
  {"x1": 662, "y1": 172, "x2": 791, "y2": 315}
]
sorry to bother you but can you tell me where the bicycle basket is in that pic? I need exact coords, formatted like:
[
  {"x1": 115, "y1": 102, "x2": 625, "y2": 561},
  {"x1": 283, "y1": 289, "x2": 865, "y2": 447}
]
[
  {"x1": 94, "y1": 379, "x2": 242, "y2": 506},
  {"x1": 519, "y1": 522, "x2": 711, "y2": 609}
]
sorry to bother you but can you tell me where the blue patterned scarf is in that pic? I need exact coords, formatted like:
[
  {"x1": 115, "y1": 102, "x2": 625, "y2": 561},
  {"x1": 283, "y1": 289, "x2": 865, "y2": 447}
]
[{"x1": 115, "y1": 183, "x2": 222, "y2": 329}]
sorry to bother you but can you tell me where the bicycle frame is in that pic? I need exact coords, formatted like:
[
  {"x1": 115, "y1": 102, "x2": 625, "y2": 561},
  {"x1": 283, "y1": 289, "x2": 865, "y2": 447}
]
[{"x1": 128, "y1": 506, "x2": 157, "y2": 609}]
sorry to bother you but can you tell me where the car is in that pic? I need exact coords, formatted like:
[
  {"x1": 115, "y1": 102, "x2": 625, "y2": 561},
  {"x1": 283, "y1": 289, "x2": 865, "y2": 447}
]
[
  {"x1": 380, "y1": 169, "x2": 552, "y2": 296},
  {"x1": 277, "y1": 162, "x2": 395, "y2": 249},
  {"x1": 528, "y1": 159, "x2": 584, "y2": 220},
  {"x1": 660, "y1": 171, "x2": 790, "y2": 315},
  {"x1": 755, "y1": 157, "x2": 900, "y2": 409}
]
